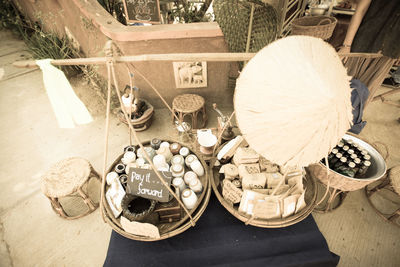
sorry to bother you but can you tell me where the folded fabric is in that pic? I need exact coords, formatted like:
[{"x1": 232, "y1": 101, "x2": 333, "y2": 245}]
[
  {"x1": 349, "y1": 78, "x2": 369, "y2": 134},
  {"x1": 36, "y1": 59, "x2": 93, "y2": 128}
]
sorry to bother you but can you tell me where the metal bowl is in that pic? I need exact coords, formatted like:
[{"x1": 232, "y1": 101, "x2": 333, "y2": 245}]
[
  {"x1": 307, "y1": 134, "x2": 387, "y2": 191},
  {"x1": 310, "y1": 7, "x2": 327, "y2": 16}
]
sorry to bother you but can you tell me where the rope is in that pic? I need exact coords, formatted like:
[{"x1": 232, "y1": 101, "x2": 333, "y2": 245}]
[
  {"x1": 316, "y1": 156, "x2": 331, "y2": 206},
  {"x1": 100, "y1": 50, "x2": 114, "y2": 223},
  {"x1": 212, "y1": 111, "x2": 236, "y2": 156},
  {"x1": 127, "y1": 67, "x2": 133, "y2": 146}
]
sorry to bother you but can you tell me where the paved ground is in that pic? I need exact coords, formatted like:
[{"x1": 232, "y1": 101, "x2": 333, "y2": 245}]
[{"x1": 0, "y1": 29, "x2": 399, "y2": 267}]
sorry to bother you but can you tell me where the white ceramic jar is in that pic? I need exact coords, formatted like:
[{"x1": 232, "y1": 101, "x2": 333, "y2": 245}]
[
  {"x1": 171, "y1": 164, "x2": 184, "y2": 178},
  {"x1": 106, "y1": 172, "x2": 119, "y2": 185},
  {"x1": 179, "y1": 147, "x2": 190, "y2": 157},
  {"x1": 184, "y1": 171, "x2": 197, "y2": 185},
  {"x1": 189, "y1": 178, "x2": 203, "y2": 193},
  {"x1": 122, "y1": 151, "x2": 136, "y2": 164},
  {"x1": 160, "y1": 141, "x2": 170, "y2": 148},
  {"x1": 172, "y1": 177, "x2": 186, "y2": 192},
  {"x1": 185, "y1": 154, "x2": 198, "y2": 168},
  {"x1": 181, "y1": 189, "x2": 198, "y2": 210},
  {"x1": 171, "y1": 155, "x2": 185, "y2": 167},
  {"x1": 153, "y1": 154, "x2": 169, "y2": 171},
  {"x1": 157, "y1": 146, "x2": 173, "y2": 163},
  {"x1": 190, "y1": 160, "x2": 205, "y2": 177}
]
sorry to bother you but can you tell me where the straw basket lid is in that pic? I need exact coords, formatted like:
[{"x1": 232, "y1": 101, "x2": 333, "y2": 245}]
[
  {"x1": 41, "y1": 157, "x2": 91, "y2": 197},
  {"x1": 389, "y1": 165, "x2": 400, "y2": 195},
  {"x1": 234, "y1": 36, "x2": 353, "y2": 167}
]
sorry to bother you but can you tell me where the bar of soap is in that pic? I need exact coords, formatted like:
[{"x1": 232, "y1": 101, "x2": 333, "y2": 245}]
[
  {"x1": 266, "y1": 172, "x2": 284, "y2": 189},
  {"x1": 238, "y1": 164, "x2": 260, "y2": 179},
  {"x1": 242, "y1": 173, "x2": 267, "y2": 190},
  {"x1": 219, "y1": 163, "x2": 239, "y2": 180}
]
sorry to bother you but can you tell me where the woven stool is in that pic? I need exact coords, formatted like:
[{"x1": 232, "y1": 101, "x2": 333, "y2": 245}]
[
  {"x1": 365, "y1": 166, "x2": 400, "y2": 227},
  {"x1": 41, "y1": 158, "x2": 100, "y2": 220},
  {"x1": 172, "y1": 94, "x2": 207, "y2": 129}
]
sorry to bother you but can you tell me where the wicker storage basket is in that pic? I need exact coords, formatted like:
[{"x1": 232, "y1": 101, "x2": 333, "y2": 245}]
[
  {"x1": 307, "y1": 134, "x2": 387, "y2": 192},
  {"x1": 117, "y1": 99, "x2": 154, "y2": 131},
  {"x1": 101, "y1": 140, "x2": 211, "y2": 241},
  {"x1": 210, "y1": 147, "x2": 317, "y2": 228},
  {"x1": 290, "y1": 16, "x2": 337, "y2": 40}
]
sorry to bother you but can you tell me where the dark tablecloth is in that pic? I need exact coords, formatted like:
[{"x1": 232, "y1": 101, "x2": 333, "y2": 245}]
[{"x1": 104, "y1": 195, "x2": 339, "y2": 267}]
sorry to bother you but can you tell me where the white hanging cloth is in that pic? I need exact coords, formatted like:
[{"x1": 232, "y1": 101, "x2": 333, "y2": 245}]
[{"x1": 36, "y1": 59, "x2": 93, "y2": 128}]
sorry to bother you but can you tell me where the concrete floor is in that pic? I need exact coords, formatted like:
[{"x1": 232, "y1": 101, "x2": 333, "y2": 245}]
[{"x1": 1, "y1": 29, "x2": 399, "y2": 267}]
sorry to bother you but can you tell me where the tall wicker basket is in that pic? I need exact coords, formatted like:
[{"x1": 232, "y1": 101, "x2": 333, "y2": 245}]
[
  {"x1": 101, "y1": 140, "x2": 211, "y2": 241},
  {"x1": 290, "y1": 16, "x2": 337, "y2": 40}
]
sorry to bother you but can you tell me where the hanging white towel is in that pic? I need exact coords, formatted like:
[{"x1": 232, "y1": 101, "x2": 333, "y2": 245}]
[{"x1": 36, "y1": 59, "x2": 93, "y2": 128}]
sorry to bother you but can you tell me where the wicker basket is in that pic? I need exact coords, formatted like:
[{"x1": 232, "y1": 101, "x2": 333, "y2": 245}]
[
  {"x1": 101, "y1": 140, "x2": 211, "y2": 241},
  {"x1": 117, "y1": 99, "x2": 154, "y2": 131},
  {"x1": 210, "y1": 148, "x2": 317, "y2": 228},
  {"x1": 290, "y1": 16, "x2": 337, "y2": 40},
  {"x1": 307, "y1": 134, "x2": 387, "y2": 192}
]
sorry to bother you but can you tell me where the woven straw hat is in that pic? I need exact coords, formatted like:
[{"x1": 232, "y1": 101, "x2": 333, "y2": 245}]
[{"x1": 234, "y1": 36, "x2": 353, "y2": 167}]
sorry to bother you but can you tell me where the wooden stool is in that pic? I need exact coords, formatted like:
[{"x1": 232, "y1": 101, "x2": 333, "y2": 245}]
[
  {"x1": 41, "y1": 157, "x2": 100, "y2": 220},
  {"x1": 172, "y1": 94, "x2": 207, "y2": 129},
  {"x1": 365, "y1": 166, "x2": 400, "y2": 227}
]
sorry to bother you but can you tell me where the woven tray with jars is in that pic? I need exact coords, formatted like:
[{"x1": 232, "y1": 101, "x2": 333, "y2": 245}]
[
  {"x1": 102, "y1": 139, "x2": 211, "y2": 241},
  {"x1": 210, "y1": 135, "x2": 317, "y2": 228}
]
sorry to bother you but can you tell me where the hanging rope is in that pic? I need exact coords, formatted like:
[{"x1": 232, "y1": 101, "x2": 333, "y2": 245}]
[{"x1": 103, "y1": 41, "x2": 195, "y2": 226}]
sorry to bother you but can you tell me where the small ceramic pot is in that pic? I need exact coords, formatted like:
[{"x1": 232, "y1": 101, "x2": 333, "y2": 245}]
[
  {"x1": 185, "y1": 154, "x2": 198, "y2": 168},
  {"x1": 124, "y1": 145, "x2": 136, "y2": 153},
  {"x1": 157, "y1": 146, "x2": 173, "y2": 163},
  {"x1": 190, "y1": 160, "x2": 204, "y2": 177},
  {"x1": 137, "y1": 147, "x2": 156, "y2": 163},
  {"x1": 171, "y1": 155, "x2": 185, "y2": 167},
  {"x1": 151, "y1": 138, "x2": 161, "y2": 150},
  {"x1": 181, "y1": 189, "x2": 198, "y2": 210},
  {"x1": 106, "y1": 171, "x2": 119, "y2": 185},
  {"x1": 160, "y1": 141, "x2": 170, "y2": 148},
  {"x1": 172, "y1": 177, "x2": 186, "y2": 193},
  {"x1": 153, "y1": 154, "x2": 169, "y2": 170},
  {"x1": 171, "y1": 164, "x2": 185, "y2": 178},
  {"x1": 115, "y1": 163, "x2": 126, "y2": 174},
  {"x1": 170, "y1": 142, "x2": 182, "y2": 155},
  {"x1": 179, "y1": 147, "x2": 190, "y2": 157},
  {"x1": 122, "y1": 151, "x2": 136, "y2": 164},
  {"x1": 184, "y1": 171, "x2": 197, "y2": 185},
  {"x1": 189, "y1": 178, "x2": 203, "y2": 193}
]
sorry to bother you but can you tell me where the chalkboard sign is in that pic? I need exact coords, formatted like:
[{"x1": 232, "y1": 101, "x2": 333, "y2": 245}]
[
  {"x1": 122, "y1": 0, "x2": 161, "y2": 24},
  {"x1": 127, "y1": 167, "x2": 172, "y2": 202}
]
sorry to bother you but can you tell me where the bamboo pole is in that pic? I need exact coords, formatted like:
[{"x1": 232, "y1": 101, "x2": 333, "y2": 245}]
[{"x1": 13, "y1": 53, "x2": 257, "y2": 68}]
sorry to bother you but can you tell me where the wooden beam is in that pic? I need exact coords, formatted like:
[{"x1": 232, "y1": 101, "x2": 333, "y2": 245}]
[{"x1": 13, "y1": 53, "x2": 257, "y2": 68}]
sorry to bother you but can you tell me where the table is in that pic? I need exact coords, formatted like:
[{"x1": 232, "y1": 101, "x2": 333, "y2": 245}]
[{"x1": 104, "y1": 194, "x2": 339, "y2": 267}]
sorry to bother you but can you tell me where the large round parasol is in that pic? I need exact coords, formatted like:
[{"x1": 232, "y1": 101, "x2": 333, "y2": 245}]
[{"x1": 234, "y1": 36, "x2": 353, "y2": 167}]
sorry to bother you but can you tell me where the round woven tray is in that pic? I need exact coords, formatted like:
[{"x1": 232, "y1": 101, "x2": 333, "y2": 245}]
[
  {"x1": 290, "y1": 15, "x2": 337, "y2": 40},
  {"x1": 101, "y1": 140, "x2": 211, "y2": 241},
  {"x1": 210, "y1": 147, "x2": 317, "y2": 228}
]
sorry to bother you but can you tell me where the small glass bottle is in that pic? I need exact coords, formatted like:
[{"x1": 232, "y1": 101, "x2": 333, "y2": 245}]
[
  {"x1": 333, "y1": 157, "x2": 347, "y2": 170},
  {"x1": 329, "y1": 152, "x2": 342, "y2": 166},
  {"x1": 328, "y1": 148, "x2": 339, "y2": 161},
  {"x1": 356, "y1": 161, "x2": 371, "y2": 177}
]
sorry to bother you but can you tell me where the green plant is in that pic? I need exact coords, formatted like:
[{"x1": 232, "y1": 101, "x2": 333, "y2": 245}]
[
  {"x1": 0, "y1": 1, "x2": 81, "y2": 74},
  {"x1": 97, "y1": 0, "x2": 127, "y2": 25},
  {"x1": 169, "y1": 0, "x2": 210, "y2": 23}
]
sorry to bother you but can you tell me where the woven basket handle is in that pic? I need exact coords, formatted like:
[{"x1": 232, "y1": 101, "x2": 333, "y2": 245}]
[{"x1": 317, "y1": 18, "x2": 331, "y2": 26}]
